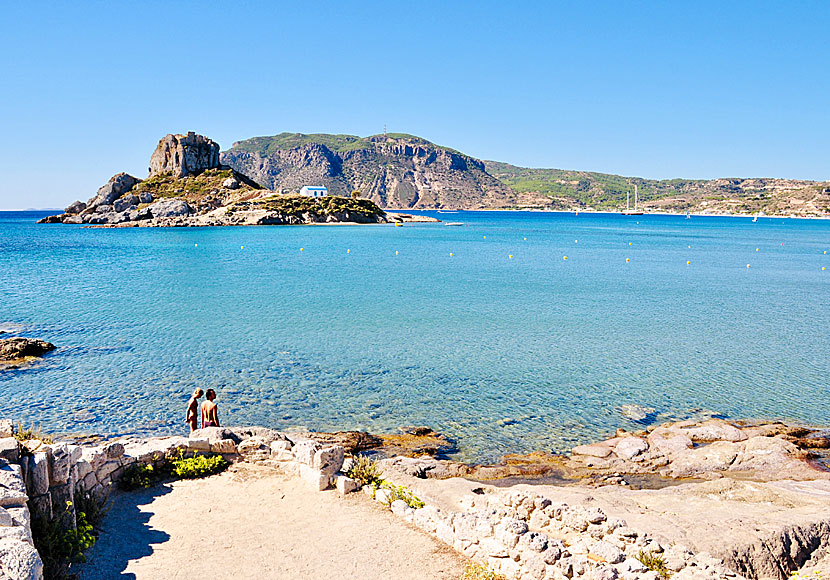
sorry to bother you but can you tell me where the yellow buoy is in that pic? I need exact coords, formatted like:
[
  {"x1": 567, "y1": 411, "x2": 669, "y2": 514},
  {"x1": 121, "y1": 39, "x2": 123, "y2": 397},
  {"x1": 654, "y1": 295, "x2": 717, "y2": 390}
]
[
  {"x1": 746, "y1": 264, "x2": 751, "y2": 268},
  {"x1": 450, "y1": 253, "x2": 454, "y2": 257},
  {"x1": 626, "y1": 258, "x2": 630, "y2": 263},
  {"x1": 300, "y1": 248, "x2": 303, "y2": 252},
  {"x1": 823, "y1": 267, "x2": 826, "y2": 271},
  {"x1": 523, "y1": 237, "x2": 527, "y2": 241},
  {"x1": 563, "y1": 256, "x2": 568, "y2": 260},
  {"x1": 629, "y1": 242, "x2": 632, "y2": 246},
  {"x1": 687, "y1": 261, "x2": 691, "y2": 265},
  {"x1": 688, "y1": 245, "x2": 691, "y2": 249},
  {"x1": 241, "y1": 246, "x2": 244, "y2": 249},
  {"x1": 347, "y1": 249, "x2": 350, "y2": 253},
  {"x1": 756, "y1": 248, "x2": 759, "y2": 252},
  {"x1": 509, "y1": 254, "x2": 513, "y2": 259},
  {"x1": 395, "y1": 251, "x2": 399, "y2": 255},
  {"x1": 825, "y1": 251, "x2": 827, "y2": 254},
  {"x1": 483, "y1": 236, "x2": 486, "y2": 239},
  {"x1": 194, "y1": 243, "x2": 198, "y2": 247}
]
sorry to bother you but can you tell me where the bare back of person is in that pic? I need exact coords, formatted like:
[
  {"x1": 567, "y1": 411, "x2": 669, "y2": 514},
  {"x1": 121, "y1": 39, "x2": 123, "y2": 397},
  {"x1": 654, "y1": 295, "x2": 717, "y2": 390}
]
[{"x1": 201, "y1": 389, "x2": 220, "y2": 428}]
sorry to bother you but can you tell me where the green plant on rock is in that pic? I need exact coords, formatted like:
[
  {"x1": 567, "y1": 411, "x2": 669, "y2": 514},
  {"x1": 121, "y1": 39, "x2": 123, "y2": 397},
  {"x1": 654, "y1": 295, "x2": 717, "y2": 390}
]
[
  {"x1": 460, "y1": 562, "x2": 507, "y2": 580},
  {"x1": 346, "y1": 455, "x2": 384, "y2": 487},
  {"x1": 380, "y1": 482, "x2": 425, "y2": 509},
  {"x1": 32, "y1": 501, "x2": 97, "y2": 580},
  {"x1": 170, "y1": 451, "x2": 228, "y2": 479},
  {"x1": 73, "y1": 489, "x2": 112, "y2": 529},
  {"x1": 636, "y1": 550, "x2": 671, "y2": 579},
  {"x1": 119, "y1": 463, "x2": 158, "y2": 490},
  {"x1": 13, "y1": 422, "x2": 53, "y2": 444}
]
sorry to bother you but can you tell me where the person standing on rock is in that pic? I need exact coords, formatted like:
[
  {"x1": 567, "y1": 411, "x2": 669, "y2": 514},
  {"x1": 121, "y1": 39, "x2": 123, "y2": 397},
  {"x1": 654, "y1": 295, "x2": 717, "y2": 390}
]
[
  {"x1": 201, "y1": 389, "x2": 220, "y2": 428},
  {"x1": 185, "y1": 388, "x2": 203, "y2": 433}
]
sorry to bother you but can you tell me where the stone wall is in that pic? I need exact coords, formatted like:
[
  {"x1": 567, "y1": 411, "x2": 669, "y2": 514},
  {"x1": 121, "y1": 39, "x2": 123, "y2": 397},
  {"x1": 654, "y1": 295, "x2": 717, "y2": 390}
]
[{"x1": 0, "y1": 420, "x2": 809, "y2": 580}]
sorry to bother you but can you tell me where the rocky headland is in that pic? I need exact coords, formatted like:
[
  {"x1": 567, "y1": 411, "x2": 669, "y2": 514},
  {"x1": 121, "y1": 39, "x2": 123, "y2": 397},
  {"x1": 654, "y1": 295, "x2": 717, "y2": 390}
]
[
  {"x1": 38, "y1": 132, "x2": 395, "y2": 228},
  {"x1": 2, "y1": 415, "x2": 827, "y2": 580}
]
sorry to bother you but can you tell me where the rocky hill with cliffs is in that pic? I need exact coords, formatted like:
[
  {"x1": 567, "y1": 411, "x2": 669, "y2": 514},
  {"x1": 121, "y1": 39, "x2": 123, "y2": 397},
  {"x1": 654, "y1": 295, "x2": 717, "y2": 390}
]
[
  {"x1": 39, "y1": 132, "x2": 392, "y2": 227},
  {"x1": 222, "y1": 132, "x2": 829, "y2": 216},
  {"x1": 221, "y1": 133, "x2": 519, "y2": 210}
]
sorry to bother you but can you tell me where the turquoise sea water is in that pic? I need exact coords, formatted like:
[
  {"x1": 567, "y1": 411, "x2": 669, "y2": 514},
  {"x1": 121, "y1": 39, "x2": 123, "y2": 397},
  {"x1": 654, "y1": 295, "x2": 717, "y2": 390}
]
[{"x1": 1, "y1": 211, "x2": 828, "y2": 462}]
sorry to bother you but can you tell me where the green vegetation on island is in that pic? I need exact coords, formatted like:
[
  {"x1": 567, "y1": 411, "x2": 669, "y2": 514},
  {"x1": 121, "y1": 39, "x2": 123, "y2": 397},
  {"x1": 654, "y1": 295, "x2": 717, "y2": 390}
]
[
  {"x1": 133, "y1": 168, "x2": 262, "y2": 201},
  {"x1": 230, "y1": 194, "x2": 385, "y2": 219}
]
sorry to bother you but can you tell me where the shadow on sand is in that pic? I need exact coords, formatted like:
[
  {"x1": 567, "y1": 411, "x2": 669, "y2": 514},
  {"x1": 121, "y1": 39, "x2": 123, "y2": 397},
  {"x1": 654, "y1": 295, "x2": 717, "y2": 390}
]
[{"x1": 77, "y1": 484, "x2": 173, "y2": 579}]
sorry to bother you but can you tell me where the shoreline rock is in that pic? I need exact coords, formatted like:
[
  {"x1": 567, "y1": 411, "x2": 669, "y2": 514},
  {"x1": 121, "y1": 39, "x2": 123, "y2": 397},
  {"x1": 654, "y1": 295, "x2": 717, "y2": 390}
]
[
  {"x1": 0, "y1": 338, "x2": 56, "y2": 370},
  {"x1": 3, "y1": 416, "x2": 829, "y2": 580}
]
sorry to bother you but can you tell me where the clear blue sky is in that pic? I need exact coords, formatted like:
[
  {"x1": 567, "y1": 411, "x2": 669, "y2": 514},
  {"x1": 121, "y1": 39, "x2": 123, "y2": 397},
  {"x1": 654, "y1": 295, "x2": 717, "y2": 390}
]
[{"x1": 1, "y1": 1, "x2": 828, "y2": 209}]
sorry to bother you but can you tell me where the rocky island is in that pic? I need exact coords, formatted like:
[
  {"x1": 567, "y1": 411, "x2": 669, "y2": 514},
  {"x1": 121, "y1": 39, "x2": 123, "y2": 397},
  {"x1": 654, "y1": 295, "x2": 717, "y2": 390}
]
[{"x1": 38, "y1": 133, "x2": 401, "y2": 228}]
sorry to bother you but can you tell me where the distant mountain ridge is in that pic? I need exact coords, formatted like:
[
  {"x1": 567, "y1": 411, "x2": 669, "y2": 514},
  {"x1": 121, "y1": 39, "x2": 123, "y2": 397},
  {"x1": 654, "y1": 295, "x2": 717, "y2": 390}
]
[{"x1": 221, "y1": 132, "x2": 830, "y2": 216}]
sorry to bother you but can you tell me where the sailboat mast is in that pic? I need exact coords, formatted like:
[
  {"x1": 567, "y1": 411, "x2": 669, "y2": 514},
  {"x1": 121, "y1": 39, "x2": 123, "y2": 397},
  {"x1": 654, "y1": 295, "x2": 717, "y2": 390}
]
[
  {"x1": 627, "y1": 188, "x2": 630, "y2": 211},
  {"x1": 634, "y1": 184, "x2": 638, "y2": 210}
]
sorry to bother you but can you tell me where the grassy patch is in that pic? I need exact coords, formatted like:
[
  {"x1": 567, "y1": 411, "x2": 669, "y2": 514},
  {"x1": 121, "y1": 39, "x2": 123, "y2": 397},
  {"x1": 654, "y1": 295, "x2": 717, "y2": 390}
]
[
  {"x1": 13, "y1": 422, "x2": 53, "y2": 444},
  {"x1": 119, "y1": 463, "x2": 158, "y2": 490},
  {"x1": 131, "y1": 168, "x2": 262, "y2": 201},
  {"x1": 636, "y1": 550, "x2": 671, "y2": 579},
  {"x1": 460, "y1": 562, "x2": 507, "y2": 580},
  {"x1": 171, "y1": 452, "x2": 228, "y2": 479},
  {"x1": 379, "y1": 482, "x2": 425, "y2": 509}
]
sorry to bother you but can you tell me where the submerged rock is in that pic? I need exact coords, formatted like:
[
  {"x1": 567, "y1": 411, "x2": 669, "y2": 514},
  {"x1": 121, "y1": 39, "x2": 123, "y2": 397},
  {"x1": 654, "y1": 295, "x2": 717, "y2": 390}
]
[{"x1": 619, "y1": 404, "x2": 656, "y2": 423}]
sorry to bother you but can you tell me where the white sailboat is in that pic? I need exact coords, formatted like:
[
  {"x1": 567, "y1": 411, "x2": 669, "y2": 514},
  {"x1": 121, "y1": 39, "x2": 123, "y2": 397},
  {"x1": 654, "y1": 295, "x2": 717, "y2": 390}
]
[{"x1": 622, "y1": 183, "x2": 644, "y2": 215}]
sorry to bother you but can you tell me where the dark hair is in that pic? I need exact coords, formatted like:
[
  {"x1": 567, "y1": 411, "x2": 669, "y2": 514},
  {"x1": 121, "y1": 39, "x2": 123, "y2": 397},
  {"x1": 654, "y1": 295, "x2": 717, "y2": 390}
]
[{"x1": 206, "y1": 389, "x2": 216, "y2": 399}]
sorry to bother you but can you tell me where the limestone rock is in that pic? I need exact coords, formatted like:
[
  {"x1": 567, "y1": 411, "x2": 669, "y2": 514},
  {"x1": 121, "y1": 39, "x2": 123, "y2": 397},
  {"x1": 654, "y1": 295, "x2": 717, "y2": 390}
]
[
  {"x1": 147, "y1": 198, "x2": 192, "y2": 218},
  {"x1": 0, "y1": 421, "x2": 11, "y2": 439},
  {"x1": 64, "y1": 200, "x2": 86, "y2": 214},
  {"x1": 0, "y1": 463, "x2": 27, "y2": 507},
  {"x1": 572, "y1": 443, "x2": 614, "y2": 458},
  {"x1": 312, "y1": 446, "x2": 345, "y2": 476},
  {"x1": 210, "y1": 439, "x2": 237, "y2": 454},
  {"x1": 48, "y1": 444, "x2": 71, "y2": 486},
  {"x1": 335, "y1": 475, "x2": 360, "y2": 495},
  {"x1": 619, "y1": 404, "x2": 656, "y2": 422},
  {"x1": 83, "y1": 173, "x2": 139, "y2": 211},
  {"x1": 222, "y1": 177, "x2": 239, "y2": 189},
  {"x1": 299, "y1": 464, "x2": 330, "y2": 491},
  {"x1": 589, "y1": 540, "x2": 625, "y2": 564},
  {"x1": 615, "y1": 437, "x2": 649, "y2": 460},
  {"x1": 138, "y1": 192, "x2": 153, "y2": 204},
  {"x1": 291, "y1": 441, "x2": 321, "y2": 466},
  {"x1": 26, "y1": 454, "x2": 48, "y2": 497},
  {"x1": 103, "y1": 442, "x2": 125, "y2": 459},
  {"x1": 0, "y1": 439, "x2": 18, "y2": 464},
  {"x1": 149, "y1": 132, "x2": 220, "y2": 178},
  {"x1": 0, "y1": 538, "x2": 43, "y2": 580}
]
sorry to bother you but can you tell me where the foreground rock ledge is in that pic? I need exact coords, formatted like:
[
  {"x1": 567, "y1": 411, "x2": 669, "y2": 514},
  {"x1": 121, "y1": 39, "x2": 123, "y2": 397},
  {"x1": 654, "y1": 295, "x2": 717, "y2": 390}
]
[{"x1": 2, "y1": 416, "x2": 828, "y2": 580}]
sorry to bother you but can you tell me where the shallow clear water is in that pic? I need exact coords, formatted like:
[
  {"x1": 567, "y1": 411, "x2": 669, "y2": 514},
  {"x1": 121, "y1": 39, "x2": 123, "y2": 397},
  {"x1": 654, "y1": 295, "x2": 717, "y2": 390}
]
[{"x1": 1, "y1": 211, "x2": 828, "y2": 462}]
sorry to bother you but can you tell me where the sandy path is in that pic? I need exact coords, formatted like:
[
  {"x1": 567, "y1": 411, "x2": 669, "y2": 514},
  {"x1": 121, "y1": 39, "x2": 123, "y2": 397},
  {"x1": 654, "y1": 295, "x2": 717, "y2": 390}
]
[{"x1": 79, "y1": 463, "x2": 465, "y2": 580}]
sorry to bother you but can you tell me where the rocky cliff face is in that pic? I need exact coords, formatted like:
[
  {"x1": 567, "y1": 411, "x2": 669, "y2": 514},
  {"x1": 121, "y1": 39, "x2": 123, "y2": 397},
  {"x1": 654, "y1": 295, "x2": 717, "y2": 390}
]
[
  {"x1": 221, "y1": 134, "x2": 516, "y2": 209},
  {"x1": 149, "y1": 132, "x2": 220, "y2": 178}
]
